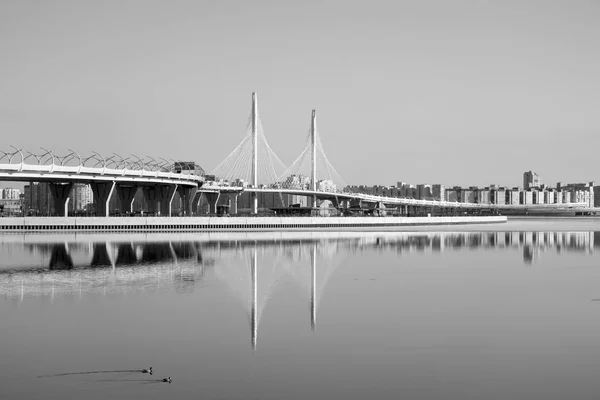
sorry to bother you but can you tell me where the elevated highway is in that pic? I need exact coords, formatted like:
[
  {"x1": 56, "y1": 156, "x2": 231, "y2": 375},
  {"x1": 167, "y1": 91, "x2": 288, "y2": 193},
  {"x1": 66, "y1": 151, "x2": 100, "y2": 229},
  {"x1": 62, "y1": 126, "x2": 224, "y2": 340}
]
[
  {"x1": 199, "y1": 184, "x2": 590, "y2": 213},
  {"x1": 0, "y1": 148, "x2": 204, "y2": 217}
]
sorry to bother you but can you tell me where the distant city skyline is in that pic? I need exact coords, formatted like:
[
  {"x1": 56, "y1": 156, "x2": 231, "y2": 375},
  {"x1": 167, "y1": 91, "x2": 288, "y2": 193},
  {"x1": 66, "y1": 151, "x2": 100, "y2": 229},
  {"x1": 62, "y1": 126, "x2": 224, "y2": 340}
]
[{"x1": 1, "y1": 1, "x2": 599, "y2": 188}]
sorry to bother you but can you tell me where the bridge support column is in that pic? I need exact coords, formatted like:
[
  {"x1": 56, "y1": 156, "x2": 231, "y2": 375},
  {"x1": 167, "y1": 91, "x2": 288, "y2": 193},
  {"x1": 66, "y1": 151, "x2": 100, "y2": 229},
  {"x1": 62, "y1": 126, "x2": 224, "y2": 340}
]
[
  {"x1": 251, "y1": 192, "x2": 258, "y2": 214},
  {"x1": 341, "y1": 199, "x2": 350, "y2": 211},
  {"x1": 376, "y1": 201, "x2": 387, "y2": 217},
  {"x1": 230, "y1": 193, "x2": 239, "y2": 214},
  {"x1": 49, "y1": 183, "x2": 73, "y2": 217},
  {"x1": 91, "y1": 181, "x2": 116, "y2": 217},
  {"x1": 220, "y1": 193, "x2": 240, "y2": 215},
  {"x1": 159, "y1": 184, "x2": 178, "y2": 217},
  {"x1": 364, "y1": 201, "x2": 376, "y2": 215},
  {"x1": 205, "y1": 192, "x2": 220, "y2": 214},
  {"x1": 142, "y1": 186, "x2": 160, "y2": 214},
  {"x1": 116, "y1": 185, "x2": 137, "y2": 214},
  {"x1": 177, "y1": 186, "x2": 196, "y2": 216},
  {"x1": 191, "y1": 191, "x2": 203, "y2": 215},
  {"x1": 349, "y1": 198, "x2": 362, "y2": 215}
]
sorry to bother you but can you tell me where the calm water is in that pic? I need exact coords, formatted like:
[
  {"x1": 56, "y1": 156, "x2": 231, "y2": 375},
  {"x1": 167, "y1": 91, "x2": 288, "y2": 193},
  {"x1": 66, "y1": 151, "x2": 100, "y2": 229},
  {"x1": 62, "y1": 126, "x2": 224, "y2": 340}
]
[{"x1": 2, "y1": 219, "x2": 600, "y2": 400}]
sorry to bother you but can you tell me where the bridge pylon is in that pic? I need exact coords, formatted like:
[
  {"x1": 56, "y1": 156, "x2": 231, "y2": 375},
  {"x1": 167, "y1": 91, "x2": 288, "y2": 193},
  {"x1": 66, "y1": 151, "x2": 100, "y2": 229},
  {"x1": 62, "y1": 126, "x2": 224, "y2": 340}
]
[
  {"x1": 252, "y1": 92, "x2": 258, "y2": 214},
  {"x1": 311, "y1": 110, "x2": 317, "y2": 209}
]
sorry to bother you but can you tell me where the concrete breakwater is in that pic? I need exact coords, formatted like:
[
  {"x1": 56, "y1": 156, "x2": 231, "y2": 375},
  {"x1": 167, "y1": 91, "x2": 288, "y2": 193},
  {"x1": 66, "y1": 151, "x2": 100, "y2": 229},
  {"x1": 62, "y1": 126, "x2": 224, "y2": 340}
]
[{"x1": 0, "y1": 216, "x2": 506, "y2": 231}]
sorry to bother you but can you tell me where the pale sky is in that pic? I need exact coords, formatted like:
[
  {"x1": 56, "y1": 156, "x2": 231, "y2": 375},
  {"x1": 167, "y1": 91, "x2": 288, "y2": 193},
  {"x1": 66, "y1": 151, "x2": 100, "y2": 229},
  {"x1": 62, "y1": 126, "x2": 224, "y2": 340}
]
[{"x1": 1, "y1": 0, "x2": 599, "y2": 189}]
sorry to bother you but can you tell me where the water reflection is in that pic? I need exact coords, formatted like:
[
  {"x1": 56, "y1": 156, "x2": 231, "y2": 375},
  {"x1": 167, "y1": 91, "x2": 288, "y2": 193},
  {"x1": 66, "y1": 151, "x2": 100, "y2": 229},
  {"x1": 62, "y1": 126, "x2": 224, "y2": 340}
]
[
  {"x1": 1, "y1": 231, "x2": 598, "y2": 350},
  {"x1": 0, "y1": 240, "x2": 207, "y2": 301},
  {"x1": 1, "y1": 231, "x2": 598, "y2": 297}
]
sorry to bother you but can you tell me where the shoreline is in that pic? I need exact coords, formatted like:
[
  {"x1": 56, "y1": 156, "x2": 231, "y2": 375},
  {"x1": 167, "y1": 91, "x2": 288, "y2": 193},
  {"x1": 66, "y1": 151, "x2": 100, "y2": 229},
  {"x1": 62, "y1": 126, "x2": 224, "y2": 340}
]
[{"x1": 0, "y1": 215, "x2": 506, "y2": 232}]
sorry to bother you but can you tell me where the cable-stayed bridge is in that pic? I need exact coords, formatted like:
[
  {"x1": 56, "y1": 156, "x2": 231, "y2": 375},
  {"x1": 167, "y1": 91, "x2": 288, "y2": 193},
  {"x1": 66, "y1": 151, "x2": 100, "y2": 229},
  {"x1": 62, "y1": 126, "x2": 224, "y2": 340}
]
[
  {"x1": 0, "y1": 93, "x2": 591, "y2": 216},
  {"x1": 202, "y1": 93, "x2": 590, "y2": 214}
]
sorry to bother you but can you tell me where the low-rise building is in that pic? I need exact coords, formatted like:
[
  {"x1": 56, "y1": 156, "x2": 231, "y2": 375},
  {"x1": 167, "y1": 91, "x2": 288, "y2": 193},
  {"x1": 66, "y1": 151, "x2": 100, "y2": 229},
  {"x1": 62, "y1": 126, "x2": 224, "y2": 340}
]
[
  {"x1": 555, "y1": 191, "x2": 563, "y2": 204},
  {"x1": 1, "y1": 188, "x2": 21, "y2": 200},
  {"x1": 532, "y1": 190, "x2": 544, "y2": 205},
  {"x1": 505, "y1": 188, "x2": 520, "y2": 205},
  {"x1": 461, "y1": 187, "x2": 477, "y2": 203},
  {"x1": 558, "y1": 182, "x2": 594, "y2": 207},
  {"x1": 477, "y1": 188, "x2": 491, "y2": 204},
  {"x1": 491, "y1": 188, "x2": 506, "y2": 205},
  {"x1": 445, "y1": 187, "x2": 460, "y2": 202},
  {"x1": 520, "y1": 190, "x2": 533, "y2": 205}
]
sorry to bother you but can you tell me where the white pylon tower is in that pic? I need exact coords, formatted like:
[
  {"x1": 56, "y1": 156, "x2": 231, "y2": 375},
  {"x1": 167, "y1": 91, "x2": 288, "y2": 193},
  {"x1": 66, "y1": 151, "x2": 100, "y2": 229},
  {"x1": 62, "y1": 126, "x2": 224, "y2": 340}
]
[
  {"x1": 311, "y1": 110, "x2": 317, "y2": 209},
  {"x1": 251, "y1": 92, "x2": 258, "y2": 214},
  {"x1": 277, "y1": 108, "x2": 346, "y2": 193},
  {"x1": 211, "y1": 93, "x2": 286, "y2": 193}
]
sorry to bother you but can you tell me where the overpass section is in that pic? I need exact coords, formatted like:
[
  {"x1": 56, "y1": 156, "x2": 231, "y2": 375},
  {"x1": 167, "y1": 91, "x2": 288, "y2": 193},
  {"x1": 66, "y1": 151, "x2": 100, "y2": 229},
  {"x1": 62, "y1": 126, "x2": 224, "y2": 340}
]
[{"x1": 0, "y1": 149, "x2": 204, "y2": 217}]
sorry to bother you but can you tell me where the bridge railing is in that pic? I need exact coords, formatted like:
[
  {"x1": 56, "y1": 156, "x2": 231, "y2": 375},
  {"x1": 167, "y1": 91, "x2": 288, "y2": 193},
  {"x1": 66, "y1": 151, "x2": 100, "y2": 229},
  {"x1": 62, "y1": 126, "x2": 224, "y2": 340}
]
[
  {"x1": 0, "y1": 163, "x2": 20, "y2": 172},
  {"x1": 0, "y1": 162, "x2": 204, "y2": 183},
  {"x1": 353, "y1": 193, "x2": 589, "y2": 209}
]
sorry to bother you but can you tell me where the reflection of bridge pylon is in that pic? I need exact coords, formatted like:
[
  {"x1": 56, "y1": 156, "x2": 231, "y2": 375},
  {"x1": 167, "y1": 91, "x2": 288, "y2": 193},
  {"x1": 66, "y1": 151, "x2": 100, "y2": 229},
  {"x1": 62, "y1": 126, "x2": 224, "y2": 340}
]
[
  {"x1": 279, "y1": 242, "x2": 342, "y2": 331},
  {"x1": 212, "y1": 242, "x2": 342, "y2": 350},
  {"x1": 311, "y1": 243, "x2": 316, "y2": 330},
  {"x1": 251, "y1": 248, "x2": 257, "y2": 350},
  {"x1": 213, "y1": 245, "x2": 283, "y2": 351}
]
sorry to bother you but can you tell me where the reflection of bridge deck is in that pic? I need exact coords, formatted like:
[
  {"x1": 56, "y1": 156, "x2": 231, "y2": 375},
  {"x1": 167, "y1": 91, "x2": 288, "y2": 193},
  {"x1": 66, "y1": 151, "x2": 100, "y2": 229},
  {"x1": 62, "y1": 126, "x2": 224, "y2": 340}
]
[{"x1": 0, "y1": 261, "x2": 206, "y2": 300}]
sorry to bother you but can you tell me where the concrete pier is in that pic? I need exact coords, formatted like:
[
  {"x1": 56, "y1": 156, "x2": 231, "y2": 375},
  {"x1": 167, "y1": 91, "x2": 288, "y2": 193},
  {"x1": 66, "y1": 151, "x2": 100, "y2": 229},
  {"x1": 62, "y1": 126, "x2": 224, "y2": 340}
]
[
  {"x1": 48, "y1": 182, "x2": 73, "y2": 217},
  {"x1": 90, "y1": 182, "x2": 115, "y2": 217},
  {"x1": 116, "y1": 184, "x2": 137, "y2": 214}
]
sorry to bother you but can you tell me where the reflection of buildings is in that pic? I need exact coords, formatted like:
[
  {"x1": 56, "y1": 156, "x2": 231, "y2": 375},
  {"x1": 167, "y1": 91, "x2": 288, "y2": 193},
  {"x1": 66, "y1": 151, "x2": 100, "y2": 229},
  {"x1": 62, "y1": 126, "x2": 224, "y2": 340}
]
[{"x1": 363, "y1": 231, "x2": 596, "y2": 264}]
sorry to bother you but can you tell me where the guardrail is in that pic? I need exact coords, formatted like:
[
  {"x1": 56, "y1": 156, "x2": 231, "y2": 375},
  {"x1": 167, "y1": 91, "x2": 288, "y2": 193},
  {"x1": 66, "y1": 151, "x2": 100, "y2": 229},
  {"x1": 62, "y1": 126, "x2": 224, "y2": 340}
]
[{"x1": 0, "y1": 163, "x2": 204, "y2": 184}]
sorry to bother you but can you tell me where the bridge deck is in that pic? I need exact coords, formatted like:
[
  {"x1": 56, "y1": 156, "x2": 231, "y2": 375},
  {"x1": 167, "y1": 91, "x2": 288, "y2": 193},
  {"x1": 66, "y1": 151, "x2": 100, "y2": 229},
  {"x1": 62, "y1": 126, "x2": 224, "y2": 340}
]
[{"x1": 200, "y1": 185, "x2": 589, "y2": 210}]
